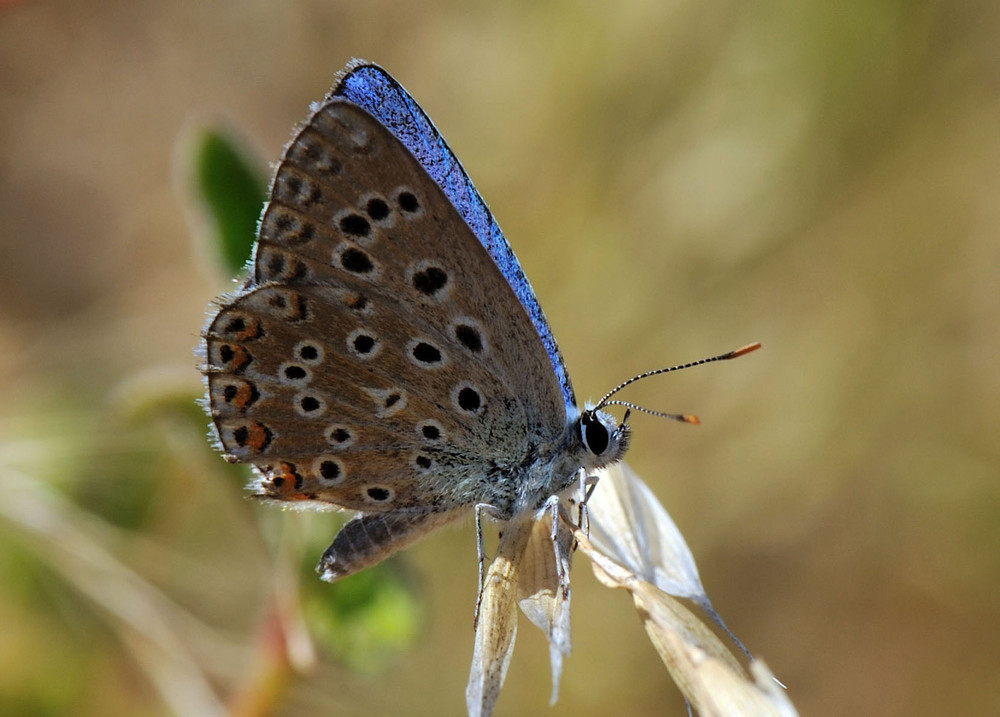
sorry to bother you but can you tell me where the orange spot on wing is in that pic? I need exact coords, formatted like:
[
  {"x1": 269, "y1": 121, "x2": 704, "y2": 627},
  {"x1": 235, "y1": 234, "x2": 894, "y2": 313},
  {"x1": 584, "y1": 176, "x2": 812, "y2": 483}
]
[
  {"x1": 224, "y1": 345, "x2": 253, "y2": 372},
  {"x1": 245, "y1": 422, "x2": 272, "y2": 453},
  {"x1": 231, "y1": 380, "x2": 257, "y2": 409}
]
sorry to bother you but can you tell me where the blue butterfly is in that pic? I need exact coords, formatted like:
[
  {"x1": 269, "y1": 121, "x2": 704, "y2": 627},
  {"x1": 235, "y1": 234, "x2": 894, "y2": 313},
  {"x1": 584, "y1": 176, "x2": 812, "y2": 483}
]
[{"x1": 203, "y1": 60, "x2": 630, "y2": 583}]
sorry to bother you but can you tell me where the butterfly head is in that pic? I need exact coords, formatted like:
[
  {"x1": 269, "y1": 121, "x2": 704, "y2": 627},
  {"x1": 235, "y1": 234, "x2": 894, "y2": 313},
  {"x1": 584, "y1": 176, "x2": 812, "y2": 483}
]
[{"x1": 578, "y1": 407, "x2": 630, "y2": 469}]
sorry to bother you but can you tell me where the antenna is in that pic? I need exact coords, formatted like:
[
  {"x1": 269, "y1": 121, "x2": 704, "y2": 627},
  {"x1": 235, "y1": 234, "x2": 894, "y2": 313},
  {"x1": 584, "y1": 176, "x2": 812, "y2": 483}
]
[{"x1": 595, "y1": 342, "x2": 761, "y2": 424}]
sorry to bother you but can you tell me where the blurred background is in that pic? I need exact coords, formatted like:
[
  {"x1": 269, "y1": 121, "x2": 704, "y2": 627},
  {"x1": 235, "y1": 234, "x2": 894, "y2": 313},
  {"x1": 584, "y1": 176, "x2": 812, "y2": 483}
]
[{"x1": 1, "y1": 1, "x2": 998, "y2": 715}]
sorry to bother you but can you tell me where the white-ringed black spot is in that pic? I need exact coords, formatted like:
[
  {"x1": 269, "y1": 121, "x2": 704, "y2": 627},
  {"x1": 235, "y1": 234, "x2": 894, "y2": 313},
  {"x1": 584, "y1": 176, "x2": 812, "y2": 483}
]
[
  {"x1": 366, "y1": 197, "x2": 390, "y2": 221},
  {"x1": 279, "y1": 362, "x2": 311, "y2": 384},
  {"x1": 324, "y1": 424, "x2": 356, "y2": 449},
  {"x1": 408, "y1": 339, "x2": 445, "y2": 367},
  {"x1": 413, "y1": 454, "x2": 433, "y2": 471},
  {"x1": 365, "y1": 486, "x2": 393, "y2": 503},
  {"x1": 315, "y1": 456, "x2": 345, "y2": 485},
  {"x1": 397, "y1": 190, "x2": 420, "y2": 213},
  {"x1": 354, "y1": 335, "x2": 374, "y2": 353},
  {"x1": 458, "y1": 388, "x2": 481, "y2": 411},
  {"x1": 346, "y1": 329, "x2": 381, "y2": 359},
  {"x1": 453, "y1": 321, "x2": 485, "y2": 354},
  {"x1": 340, "y1": 246, "x2": 375, "y2": 274},
  {"x1": 295, "y1": 393, "x2": 326, "y2": 417},
  {"x1": 453, "y1": 384, "x2": 484, "y2": 415},
  {"x1": 417, "y1": 420, "x2": 443, "y2": 442},
  {"x1": 319, "y1": 461, "x2": 340, "y2": 481},
  {"x1": 411, "y1": 265, "x2": 448, "y2": 296},
  {"x1": 294, "y1": 341, "x2": 323, "y2": 364},
  {"x1": 339, "y1": 213, "x2": 371, "y2": 238}
]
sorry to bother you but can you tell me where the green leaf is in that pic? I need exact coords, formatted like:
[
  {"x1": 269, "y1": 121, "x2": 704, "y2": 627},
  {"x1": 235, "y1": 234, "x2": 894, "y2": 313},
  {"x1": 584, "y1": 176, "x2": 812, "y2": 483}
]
[{"x1": 191, "y1": 130, "x2": 267, "y2": 274}]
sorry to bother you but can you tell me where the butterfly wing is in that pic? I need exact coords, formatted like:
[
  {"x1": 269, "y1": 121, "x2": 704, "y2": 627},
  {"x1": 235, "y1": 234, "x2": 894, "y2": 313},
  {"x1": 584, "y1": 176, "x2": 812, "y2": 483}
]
[
  {"x1": 204, "y1": 99, "x2": 568, "y2": 518},
  {"x1": 333, "y1": 62, "x2": 576, "y2": 410}
]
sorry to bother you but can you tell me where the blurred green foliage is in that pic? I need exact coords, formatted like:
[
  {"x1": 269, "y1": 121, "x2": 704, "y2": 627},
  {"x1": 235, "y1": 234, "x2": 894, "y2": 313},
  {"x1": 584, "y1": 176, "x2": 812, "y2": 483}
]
[
  {"x1": 191, "y1": 129, "x2": 266, "y2": 274},
  {"x1": 302, "y1": 559, "x2": 423, "y2": 674}
]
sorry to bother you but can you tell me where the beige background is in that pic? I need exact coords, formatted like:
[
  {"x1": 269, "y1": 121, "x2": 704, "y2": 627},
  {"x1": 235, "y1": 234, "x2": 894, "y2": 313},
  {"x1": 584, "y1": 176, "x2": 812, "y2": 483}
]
[{"x1": 1, "y1": 1, "x2": 998, "y2": 715}]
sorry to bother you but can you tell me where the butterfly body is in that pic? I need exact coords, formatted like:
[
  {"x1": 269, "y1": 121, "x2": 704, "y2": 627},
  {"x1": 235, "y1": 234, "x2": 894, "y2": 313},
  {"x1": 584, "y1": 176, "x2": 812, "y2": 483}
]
[{"x1": 202, "y1": 62, "x2": 627, "y2": 581}]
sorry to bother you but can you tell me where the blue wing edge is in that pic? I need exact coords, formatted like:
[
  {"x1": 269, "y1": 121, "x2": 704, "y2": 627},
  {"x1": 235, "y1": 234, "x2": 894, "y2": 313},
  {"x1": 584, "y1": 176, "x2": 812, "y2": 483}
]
[{"x1": 330, "y1": 59, "x2": 576, "y2": 409}]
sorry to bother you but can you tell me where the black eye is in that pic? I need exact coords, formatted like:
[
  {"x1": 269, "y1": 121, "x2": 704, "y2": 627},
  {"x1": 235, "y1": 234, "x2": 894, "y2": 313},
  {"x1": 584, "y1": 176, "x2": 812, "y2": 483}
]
[{"x1": 582, "y1": 412, "x2": 609, "y2": 455}]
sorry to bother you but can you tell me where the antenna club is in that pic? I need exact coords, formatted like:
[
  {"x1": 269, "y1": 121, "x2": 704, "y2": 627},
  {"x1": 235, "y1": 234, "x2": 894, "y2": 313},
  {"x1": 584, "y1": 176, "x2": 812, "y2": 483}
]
[
  {"x1": 682, "y1": 414, "x2": 701, "y2": 425},
  {"x1": 728, "y1": 342, "x2": 762, "y2": 359}
]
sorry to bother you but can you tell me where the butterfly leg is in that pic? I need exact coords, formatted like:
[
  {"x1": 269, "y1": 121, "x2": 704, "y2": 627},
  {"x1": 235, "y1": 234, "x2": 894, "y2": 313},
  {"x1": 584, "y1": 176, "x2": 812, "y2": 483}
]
[
  {"x1": 541, "y1": 494, "x2": 572, "y2": 595},
  {"x1": 577, "y1": 471, "x2": 600, "y2": 536},
  {"x1": 558, "y1": 470, "x2": 600, "y2": 536},
  {"x1": 473, "y1": 502, "x2": 504, "y2": 628}
]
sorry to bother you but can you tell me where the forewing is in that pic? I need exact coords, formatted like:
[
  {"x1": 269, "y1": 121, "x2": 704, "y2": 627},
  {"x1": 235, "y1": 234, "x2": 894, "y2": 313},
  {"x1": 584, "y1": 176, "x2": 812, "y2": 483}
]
[
  {"x1": 204, "y1": 100, "x2": 566, "y2": 513},
  {"x1": 333, "y1": 62, "x2": 576, "y2": 409}
]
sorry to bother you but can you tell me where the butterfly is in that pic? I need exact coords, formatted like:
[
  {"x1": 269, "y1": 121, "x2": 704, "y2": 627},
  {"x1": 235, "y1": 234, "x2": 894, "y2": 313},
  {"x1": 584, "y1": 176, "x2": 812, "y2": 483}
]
[{"x1": 201, "y1": 60, "x2": 632, "y2": 583}]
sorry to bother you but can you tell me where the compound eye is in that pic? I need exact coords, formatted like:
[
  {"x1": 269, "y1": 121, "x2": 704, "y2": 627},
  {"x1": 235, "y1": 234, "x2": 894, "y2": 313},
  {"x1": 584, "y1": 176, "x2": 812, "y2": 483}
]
[{"x1": 582, "y1": 412, "x2": 610, "y2": 455}]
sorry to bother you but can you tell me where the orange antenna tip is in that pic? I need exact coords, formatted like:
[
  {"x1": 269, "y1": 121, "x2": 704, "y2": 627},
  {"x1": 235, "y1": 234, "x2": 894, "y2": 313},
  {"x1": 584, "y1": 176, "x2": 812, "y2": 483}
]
[{"x1": 728, "y1": 342, "x2": 762, "y2": 359}]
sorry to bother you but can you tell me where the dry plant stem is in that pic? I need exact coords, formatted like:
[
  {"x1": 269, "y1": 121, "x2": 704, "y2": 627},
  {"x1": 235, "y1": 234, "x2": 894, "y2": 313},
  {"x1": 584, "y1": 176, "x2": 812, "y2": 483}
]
[
  {"x1": 576, "y1": 528, "x2": 796, "y2": 717},
  {"x1": 466, "y1": 516, "x2": 533, "y2": 717}
]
